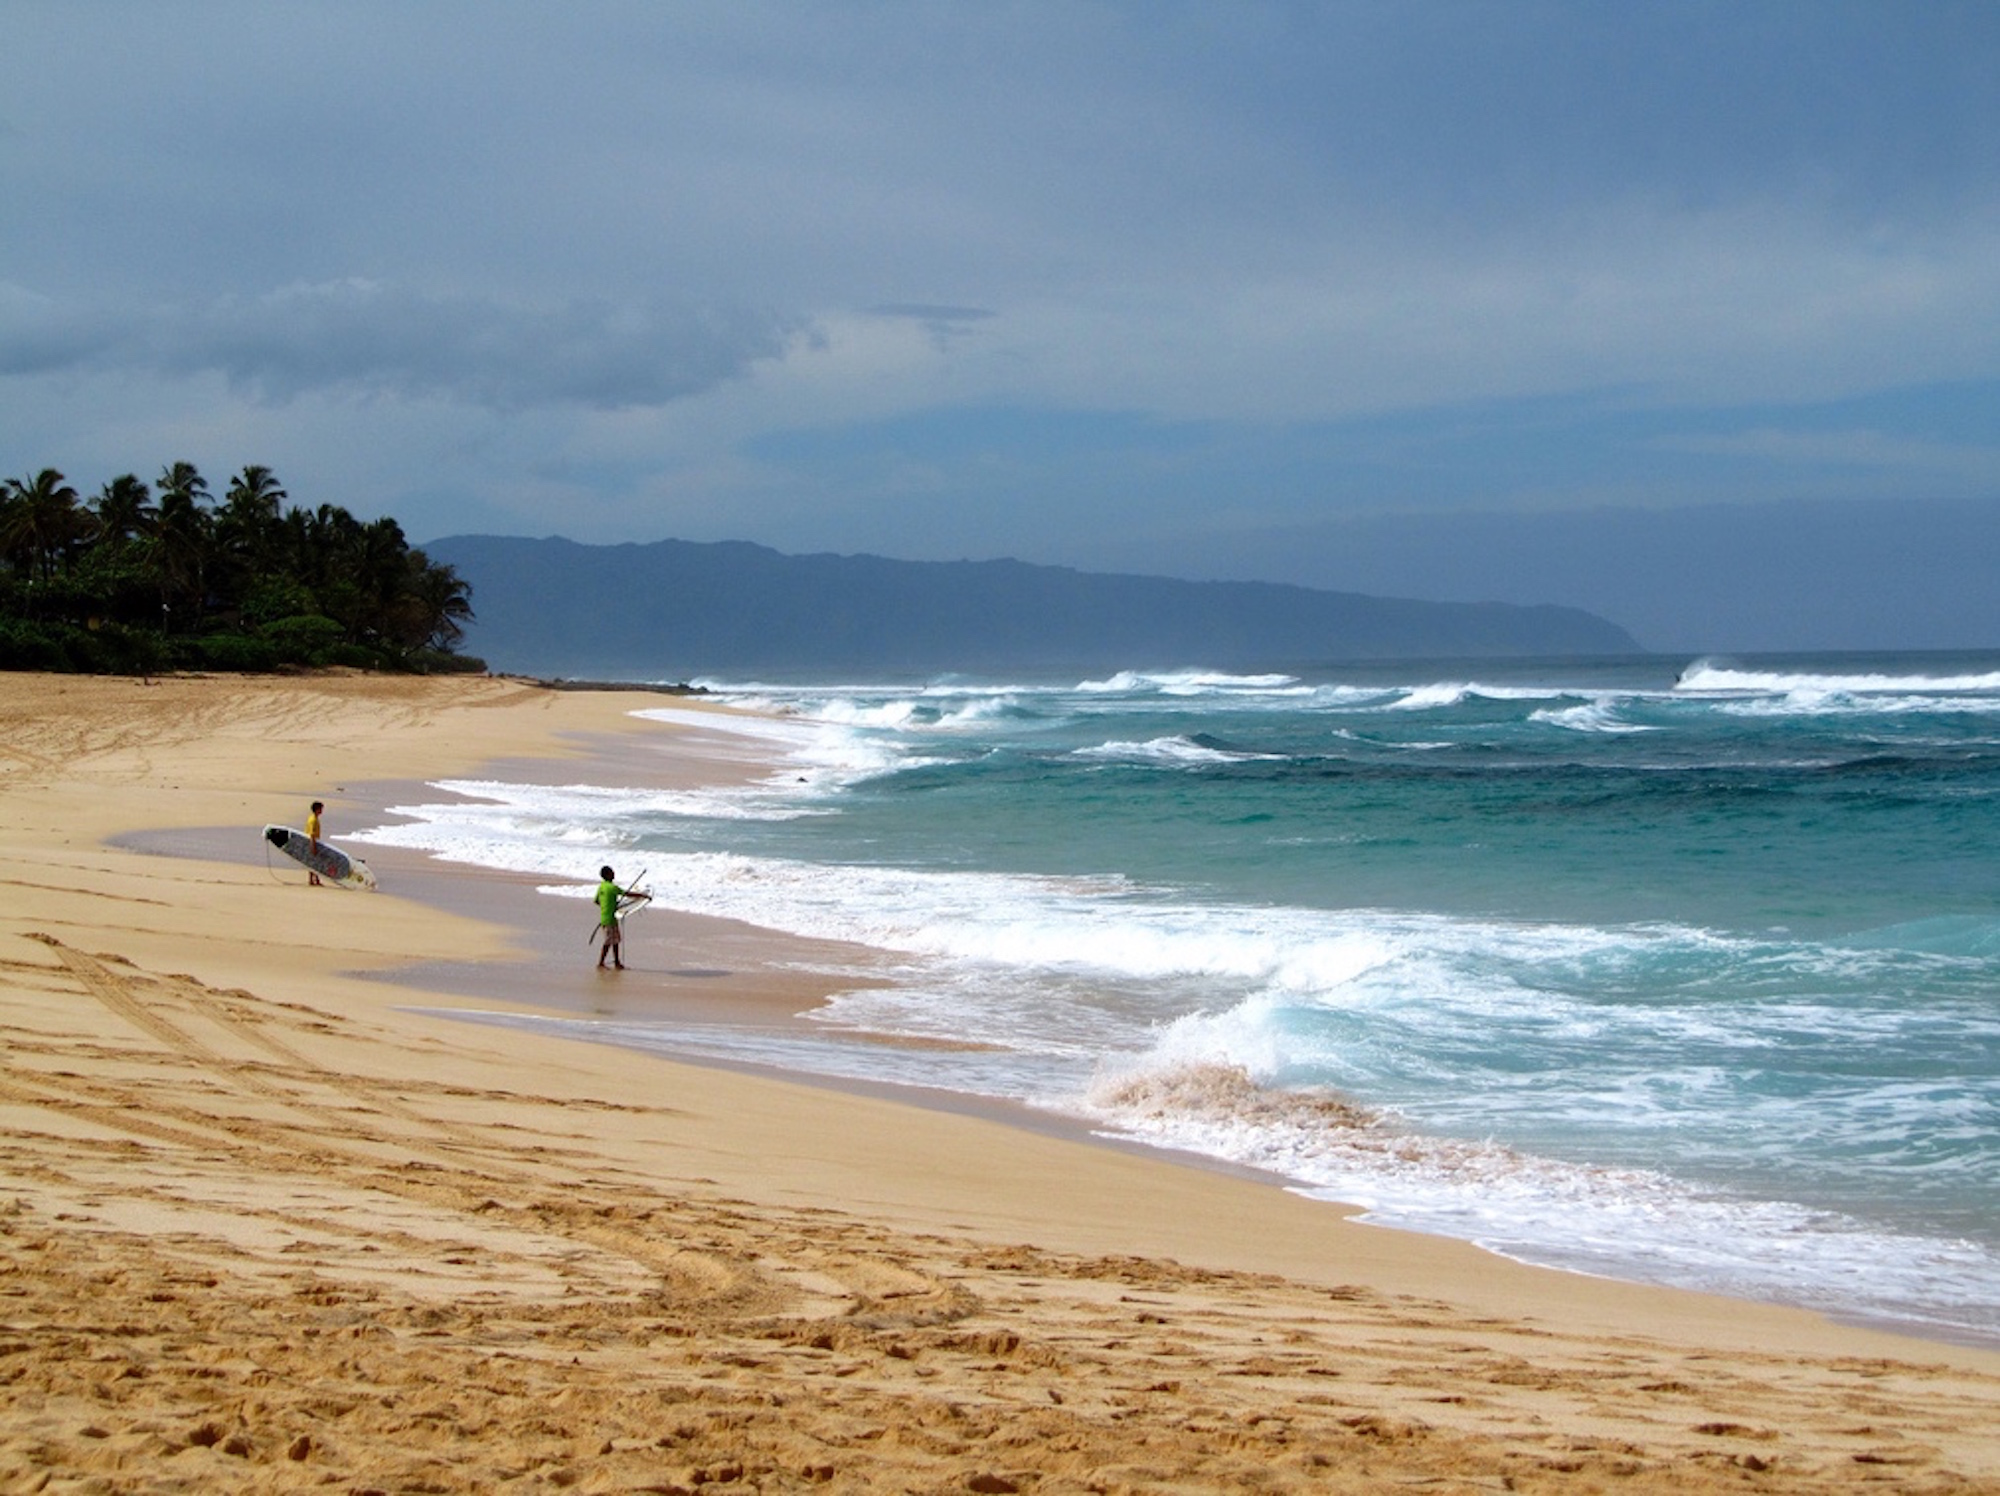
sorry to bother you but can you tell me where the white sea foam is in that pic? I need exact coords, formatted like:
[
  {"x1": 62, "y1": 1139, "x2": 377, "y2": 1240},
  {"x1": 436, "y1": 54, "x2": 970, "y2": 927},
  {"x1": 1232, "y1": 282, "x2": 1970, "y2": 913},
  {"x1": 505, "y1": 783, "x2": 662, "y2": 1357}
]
[
  {"x1": 362, "y1": 775, "x2": 1569, "y2": 1015},
  {"x1": 1678, "y1": 663, "x2": 2000, "y2": 696},
  {"x1": 630, "y1": 702, "x2": 930, "y2": 788},
  {"x1": 693, "y1": 682, "x2": 1061, "y2": 744},
  {"x1": 362, "y1": 772, "x2": 1698, "y2": 1018},
  {"x1": 1076, "y1": 1058, "x2": 2000, "y2": 1339},
  {"x1": 1381, "y1": 681, "x2": 1599, "y2": 711},
  {"x1": 1072, "y1": 736, "x2": 1274, "y2": 765},
  {"x1": 1674, "y1": 662, "x2": 2000, "y2": 722},
  {"x1": 1075, "y1": 668, "x2": 1305, "y2": 695},
  {"x1": 431, "y1": 983, "x2": 2000, "y2": 1339},
  {"x1": 1385, "y1": 682, "x2": 1472, "y2": 709},
  {"x1": 1529, "y1": 699, "x2": 1655, "y2": 733},
  {"x1": 1719, "y1": 691, "x2": 2000, "y2": 719}
]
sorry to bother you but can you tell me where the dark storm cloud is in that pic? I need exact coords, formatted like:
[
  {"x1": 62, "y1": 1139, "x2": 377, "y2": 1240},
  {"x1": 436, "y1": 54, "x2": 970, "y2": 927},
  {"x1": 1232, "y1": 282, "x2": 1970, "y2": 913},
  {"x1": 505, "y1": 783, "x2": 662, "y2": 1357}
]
[
  {"x1": 0, "y1": 286, "x2": 122, "y2": 375},
  {"x1": 4, "y1": 2, "x2": 1997, "y2": 647},
  {"x1": 1, "y1": 280, "x2": 801, "y2": 410}
]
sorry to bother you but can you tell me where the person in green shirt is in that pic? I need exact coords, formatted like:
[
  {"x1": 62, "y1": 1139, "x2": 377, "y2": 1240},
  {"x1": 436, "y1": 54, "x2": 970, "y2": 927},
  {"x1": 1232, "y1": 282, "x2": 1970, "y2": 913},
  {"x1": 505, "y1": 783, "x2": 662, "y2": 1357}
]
[{"x1": 594, "y1": 865, "x2": 650, "y2": 970}]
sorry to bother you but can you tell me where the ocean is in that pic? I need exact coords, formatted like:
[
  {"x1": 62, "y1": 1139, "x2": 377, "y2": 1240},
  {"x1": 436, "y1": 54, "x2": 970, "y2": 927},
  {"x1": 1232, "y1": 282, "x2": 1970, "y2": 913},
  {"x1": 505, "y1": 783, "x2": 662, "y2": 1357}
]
[{"x1": 353, "y1": 651, "x2": 2000, "y2": 1345}]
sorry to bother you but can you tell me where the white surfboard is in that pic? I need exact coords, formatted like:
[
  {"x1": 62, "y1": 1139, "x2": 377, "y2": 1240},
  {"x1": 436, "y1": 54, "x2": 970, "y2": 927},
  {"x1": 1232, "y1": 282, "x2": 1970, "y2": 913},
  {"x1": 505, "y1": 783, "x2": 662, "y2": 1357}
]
[{"x1": 262, "y1": 825, "x2": 378, "y2": 890}]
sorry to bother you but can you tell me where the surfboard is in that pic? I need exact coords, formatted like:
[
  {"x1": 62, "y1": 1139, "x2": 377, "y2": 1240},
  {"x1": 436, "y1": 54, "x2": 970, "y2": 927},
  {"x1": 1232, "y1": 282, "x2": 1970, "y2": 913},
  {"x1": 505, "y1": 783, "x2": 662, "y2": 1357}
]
[{"x1": 262, "y1": 825, "x2": 378, "y2": 890}]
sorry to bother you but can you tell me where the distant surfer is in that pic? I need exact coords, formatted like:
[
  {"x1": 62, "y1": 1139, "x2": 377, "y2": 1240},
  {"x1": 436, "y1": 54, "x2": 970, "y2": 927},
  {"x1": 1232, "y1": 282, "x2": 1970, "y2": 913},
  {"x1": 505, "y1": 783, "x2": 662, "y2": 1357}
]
[
  {"x1": 306, "y1": 801, "x2": 325, "y2": 887},
  {"x1": 595, "y1": 865, "x2": 650, "y2": 970}
]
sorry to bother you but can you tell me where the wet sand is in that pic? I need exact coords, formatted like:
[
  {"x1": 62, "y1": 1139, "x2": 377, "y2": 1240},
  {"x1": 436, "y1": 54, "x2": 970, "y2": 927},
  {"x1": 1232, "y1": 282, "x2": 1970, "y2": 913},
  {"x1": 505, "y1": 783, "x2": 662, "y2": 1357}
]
[{"x1": 4, "y1": 669, "x2": 2000, "y2": 1493}]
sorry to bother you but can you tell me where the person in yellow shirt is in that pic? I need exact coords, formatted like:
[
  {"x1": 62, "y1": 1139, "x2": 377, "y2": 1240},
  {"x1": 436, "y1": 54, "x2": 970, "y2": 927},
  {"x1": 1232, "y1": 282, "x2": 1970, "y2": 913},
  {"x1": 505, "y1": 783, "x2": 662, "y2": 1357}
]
[{"x1": 305, "y1": 801, "x2": 325, "y2": 887}]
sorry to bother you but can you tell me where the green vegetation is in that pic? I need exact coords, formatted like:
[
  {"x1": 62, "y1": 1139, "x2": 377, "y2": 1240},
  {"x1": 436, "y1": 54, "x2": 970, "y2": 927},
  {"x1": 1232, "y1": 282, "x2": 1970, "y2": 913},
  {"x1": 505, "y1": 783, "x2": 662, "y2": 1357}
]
[{"x1": 0, "y1": 463, "x2": 480, "y2": 675}]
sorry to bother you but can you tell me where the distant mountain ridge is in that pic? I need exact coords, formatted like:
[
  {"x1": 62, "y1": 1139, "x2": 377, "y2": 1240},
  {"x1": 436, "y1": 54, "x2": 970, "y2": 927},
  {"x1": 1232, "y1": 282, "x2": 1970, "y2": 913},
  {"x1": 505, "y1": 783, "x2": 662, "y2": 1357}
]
[{"x1": 426, "y1": 534, "x2": 1643, "y2": 677}]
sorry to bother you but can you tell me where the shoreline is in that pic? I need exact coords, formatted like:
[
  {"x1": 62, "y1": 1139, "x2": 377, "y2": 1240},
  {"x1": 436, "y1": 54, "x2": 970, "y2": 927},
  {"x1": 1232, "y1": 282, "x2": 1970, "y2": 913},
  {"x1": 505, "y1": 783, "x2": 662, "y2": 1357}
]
[
  {"x1": 6, "y1": 670, "x2": 2000, "y2": 1491},
  {"x1": 80, "y1": 684, "x2": 2000, "y2": 1348},
  {"x1": 334, "y1": 693, "x2": 2000, "y2": 1357},
  {"x1": 119, "y1": 766, "x2": 1305, "y2": 1197}
]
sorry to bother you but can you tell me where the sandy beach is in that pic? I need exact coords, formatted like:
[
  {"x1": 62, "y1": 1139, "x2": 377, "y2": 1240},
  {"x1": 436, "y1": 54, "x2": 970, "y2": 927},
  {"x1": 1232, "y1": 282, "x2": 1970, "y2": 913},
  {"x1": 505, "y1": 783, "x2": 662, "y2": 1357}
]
[{"x1": 4, "y1": 670, "x2": 1999, "y2": 1494}]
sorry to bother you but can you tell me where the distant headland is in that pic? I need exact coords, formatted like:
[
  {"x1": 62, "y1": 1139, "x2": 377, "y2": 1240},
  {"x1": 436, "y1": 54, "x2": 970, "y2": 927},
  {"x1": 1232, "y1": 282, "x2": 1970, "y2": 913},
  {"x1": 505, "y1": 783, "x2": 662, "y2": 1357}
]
[{"x1": 427, "y1": 534, "x2": 1642, "y2": 678}]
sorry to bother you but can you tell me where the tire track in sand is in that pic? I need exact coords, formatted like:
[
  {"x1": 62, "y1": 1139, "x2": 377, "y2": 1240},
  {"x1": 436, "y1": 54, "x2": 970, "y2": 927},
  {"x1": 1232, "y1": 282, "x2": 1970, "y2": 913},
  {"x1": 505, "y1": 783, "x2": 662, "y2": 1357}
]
[
  {"x1": 10, "y1": 935, "x2": 978, "y2": 1327},
  {"x1": 17, "y1": 934, "x2": 773, "y2": 1312}
]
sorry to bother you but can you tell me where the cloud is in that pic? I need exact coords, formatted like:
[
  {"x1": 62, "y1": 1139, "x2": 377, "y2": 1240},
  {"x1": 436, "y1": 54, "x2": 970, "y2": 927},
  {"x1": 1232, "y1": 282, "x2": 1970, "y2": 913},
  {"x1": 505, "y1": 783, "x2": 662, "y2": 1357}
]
[
  {"x1": 978, "y1": 195, "x2": 2000, "y2": 425},
  {"x1": 0, "y1": 279, "x2": 804, "y2": 412},
  {"x1": 1656, "y1": 426, "x2": 2000, "y2": 485},
  {"x1": 0, "y1": 283, "x2": 123, "y2": 375},
  {"x1": 859, "y1": 303, "x2": 998, "y2": 354},
  {"x1": 4, "y1": 3, "x2": 1997, "y2": 648}
]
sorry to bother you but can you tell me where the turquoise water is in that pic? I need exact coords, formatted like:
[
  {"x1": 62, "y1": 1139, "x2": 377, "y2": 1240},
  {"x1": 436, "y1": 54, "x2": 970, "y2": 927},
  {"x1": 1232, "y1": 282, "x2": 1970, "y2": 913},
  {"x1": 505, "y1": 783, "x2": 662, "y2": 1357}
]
[{"x1": 361, "y1": 651, "x2": 2000, "y2": 1342}]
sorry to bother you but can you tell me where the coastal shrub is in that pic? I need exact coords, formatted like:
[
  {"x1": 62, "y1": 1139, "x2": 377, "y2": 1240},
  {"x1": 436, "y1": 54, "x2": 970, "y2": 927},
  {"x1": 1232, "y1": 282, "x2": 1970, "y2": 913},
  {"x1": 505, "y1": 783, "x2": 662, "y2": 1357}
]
[
  {"x1": 318, "y1": 641, "x2": 388, "y2": 670},
  {"x1": 258, "y1": 613, "x2": 347, "y2": 663},
  {"x1": 85, "y1": 621, "x2": 169, "y2": 675},
  {"x1": 242, "y1": 577, "x2": 318, "y2": 628},
  {"x1": 190, "y1": 632, "x2": 283, "y2": 672},
  {"x1": 404, "y1": 646, "x2": 488, "y2": 674},
  {"x1": 0, "y1": 618, "x2": 76, "y2": 670}
]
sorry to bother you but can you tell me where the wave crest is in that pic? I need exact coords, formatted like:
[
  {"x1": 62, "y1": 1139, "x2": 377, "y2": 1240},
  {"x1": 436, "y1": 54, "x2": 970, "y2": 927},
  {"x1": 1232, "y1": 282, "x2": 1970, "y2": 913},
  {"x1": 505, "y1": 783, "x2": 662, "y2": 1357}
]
[
  {"x1": 1678, "y1": 661, "x2": 2000, "y2": 696},
  {"x1": 1090, "y1": 1061, "x2": 1383, "y2": 1133}
]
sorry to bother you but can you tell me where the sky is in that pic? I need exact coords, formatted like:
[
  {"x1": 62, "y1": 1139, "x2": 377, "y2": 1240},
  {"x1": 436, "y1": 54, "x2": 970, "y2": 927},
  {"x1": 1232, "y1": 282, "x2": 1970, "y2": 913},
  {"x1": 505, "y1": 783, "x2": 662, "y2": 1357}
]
[{"x1": 4, "y1": 1, "x2": 1998, "y2": 655}]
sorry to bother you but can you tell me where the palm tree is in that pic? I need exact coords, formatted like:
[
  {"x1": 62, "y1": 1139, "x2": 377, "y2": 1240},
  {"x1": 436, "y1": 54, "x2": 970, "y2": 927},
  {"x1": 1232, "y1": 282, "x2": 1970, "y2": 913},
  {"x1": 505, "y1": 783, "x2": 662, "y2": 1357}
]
[
  {"x1": 222, "y1": 464, "x2": 286, "y2": 523},
  {"x1": 151, "y1": 463, "x2": 214, "y2": 629},
  {"x1": 356, "y1": 515, "x2": 411, "y2": 621},
  {"x1": 207, "y1": 464, "x2": 290, "y2": 616},
  {"x1": 0, "y1": 469, "x2": 87, "y2": 584},
  {"x1": 156, "y1": 462, "x2": 209, "y2": 510},
  {"x1": 0, "y1": 481, "x2": 17, "y2": 578},
  {"x1": 216, "y1": 465, "x2": 287, "y2": 570},
  {"x1": 401, "y1": 551, "x2": 475, "y2": 651},
  {"x1": 91, "y1": 474, "x2": 156, "y2": 547}
]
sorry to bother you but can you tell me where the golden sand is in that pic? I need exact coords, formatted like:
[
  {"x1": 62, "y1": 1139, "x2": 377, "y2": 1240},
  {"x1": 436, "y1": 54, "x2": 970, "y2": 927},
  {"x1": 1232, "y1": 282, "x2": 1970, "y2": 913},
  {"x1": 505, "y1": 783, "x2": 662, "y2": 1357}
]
[{"x1": 3, "y1": 670, "x2": 1998, "y2": 1493}]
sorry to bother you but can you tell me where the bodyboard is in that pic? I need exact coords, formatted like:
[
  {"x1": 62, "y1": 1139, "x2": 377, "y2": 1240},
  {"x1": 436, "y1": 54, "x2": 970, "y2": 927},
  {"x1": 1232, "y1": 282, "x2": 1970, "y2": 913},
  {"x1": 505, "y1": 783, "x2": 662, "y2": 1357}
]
[{"x1": 263, "y1": 825, "x2": 378, "y2": 890}]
